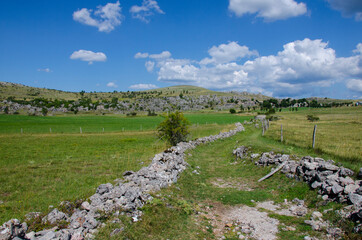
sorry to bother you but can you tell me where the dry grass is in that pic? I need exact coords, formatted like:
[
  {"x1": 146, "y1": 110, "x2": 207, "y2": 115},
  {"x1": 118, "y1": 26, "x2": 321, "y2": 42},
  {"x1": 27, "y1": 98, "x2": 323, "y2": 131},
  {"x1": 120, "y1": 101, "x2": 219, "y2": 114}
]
[{"x1": 265, "y1": 107, "x2": 362, "y2": 166}]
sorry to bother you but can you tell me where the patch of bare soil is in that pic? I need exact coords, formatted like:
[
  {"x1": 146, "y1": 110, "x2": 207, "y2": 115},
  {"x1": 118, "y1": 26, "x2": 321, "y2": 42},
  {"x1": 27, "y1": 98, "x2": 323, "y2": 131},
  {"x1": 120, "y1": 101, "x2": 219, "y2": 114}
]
[
  {"x1": 256, "y1": 199, "x2": 308, "y2": 217},
  {"x1": 210, "y1": 178, "x2": 254, "y2": 191},
  {"x1": 202, "y1": 202, "x2": 279, "y2": 240}
]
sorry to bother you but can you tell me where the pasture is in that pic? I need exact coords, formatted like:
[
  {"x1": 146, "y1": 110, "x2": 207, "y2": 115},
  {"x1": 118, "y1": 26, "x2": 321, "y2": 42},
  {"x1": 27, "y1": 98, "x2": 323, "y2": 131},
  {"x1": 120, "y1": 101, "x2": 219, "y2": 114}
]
[
  {"x1": 265, "y1": 107, "x2": 362, "y2": 170},
  {"x1": 0, "y1": 113, "x2": 251, "y2": 223},
  {"x1": 0, "y1": 113, "x2": 250, "y2": 134}
]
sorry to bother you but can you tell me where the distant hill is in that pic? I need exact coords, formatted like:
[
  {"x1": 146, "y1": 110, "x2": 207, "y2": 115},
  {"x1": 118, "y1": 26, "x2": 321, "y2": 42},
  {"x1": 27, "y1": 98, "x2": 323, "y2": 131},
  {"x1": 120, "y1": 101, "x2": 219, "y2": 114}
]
[
  {"x1": 0, "y1": 81, "x2": 79, "y2": 101},
  {"x1": 0, "y1": 82, "x2": 270, "y2": 101},
  {"x1": 0, "y1": 81, "x2": 356, "y2": 103}
]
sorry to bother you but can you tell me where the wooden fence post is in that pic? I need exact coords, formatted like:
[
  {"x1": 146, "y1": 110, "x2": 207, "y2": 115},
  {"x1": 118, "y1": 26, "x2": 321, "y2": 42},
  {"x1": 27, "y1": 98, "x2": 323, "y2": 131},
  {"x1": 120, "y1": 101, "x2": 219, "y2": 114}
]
[
  {"x1": 21, "y1": 128, "x2": 23, "y2": 134},
  {"x1": 281, "y1": 124, "x2": 283, "y2": 142},
  {"x1": 312, "y1": 125, "x2": 317, "y2": 148},
  {"x1": 262, "y1": 121, "x2": 265, "y2": 136},
  {"x1": 50, "y1": 128, "x2": 52, "y2": 133},
  {"x1": 80, "y1": 127, "x2": 82, "y2": 134}
]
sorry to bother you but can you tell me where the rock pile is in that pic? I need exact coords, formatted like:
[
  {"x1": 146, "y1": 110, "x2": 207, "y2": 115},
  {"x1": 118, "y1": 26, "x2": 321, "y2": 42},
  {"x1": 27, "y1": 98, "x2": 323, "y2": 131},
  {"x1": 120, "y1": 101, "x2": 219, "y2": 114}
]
[
  {"x1": 233, "y1": 148, "x2": 362, "y2": 227},
  {"x1": 0, "y1": 123, "x2": 245, "y2": 240}
]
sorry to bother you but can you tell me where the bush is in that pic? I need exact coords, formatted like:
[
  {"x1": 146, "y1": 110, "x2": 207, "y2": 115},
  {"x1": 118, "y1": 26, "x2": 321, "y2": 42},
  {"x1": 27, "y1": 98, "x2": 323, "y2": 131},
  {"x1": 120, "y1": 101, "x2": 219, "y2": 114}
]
[
  {"x1": 157, "y1": 111, "x2": 190, "y2": 146},
  {"x1": 147, "y1": 109, "x2": 157, "y2": 116},
  {"x1": 126, "y1": 112, "x2": 137, "y2": 117},
  {"x1": 266, "y1": 108, "x2": 276, "y2": 115},
  {"x1": 229, "y1": 108, "x2": 236, "y2": 114},
  {"x1": 41, "y1": 107, "x2": 48, "y2": 116},
  {"x1": 307, "y1": 115, "x2": 319, "y2": 122}
]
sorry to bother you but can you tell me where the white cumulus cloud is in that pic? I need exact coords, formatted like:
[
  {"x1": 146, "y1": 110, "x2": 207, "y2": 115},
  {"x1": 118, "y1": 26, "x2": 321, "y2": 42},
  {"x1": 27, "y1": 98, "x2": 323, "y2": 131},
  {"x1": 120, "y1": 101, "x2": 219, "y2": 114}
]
[
  {"x1": 129, "y1": 83, "x2": 158, "y2": 90},
  {"x1": 134, "y1": 52, "x2": 149, "y2": 59},
  {"x1": 326, "y1": 0, "x2": 362, "y2": 21},
  {"x1": 347, "y1": 79, "x2": 362, "y2": 92},
  {"x1": 73, "y1": 1, "x2": 122, "y2": 32},
  {"x1": 149, "y1": 51, "x2": 171, "y2": 59},
  {"x1": 130, "y1": 0, "x2": 164, "y2": 23},
  {"x1": 229, "y1": 0, "x2": 308, "y2": 21},
  {"x1": 200, "y1": 42, "x2": 258, "y2": 65},
  {"x1": 135, "y1": 40, "x2": 362, "y2": 98},
  {"x1": 107, "y1": 82, "x2": 118, "y2": 88},
  {"x1": 70, "y1": 50, "x2": 107, "y2": 64},
  {"x1": 145, "y1": 61, "x2": 155, "y2": 72}
]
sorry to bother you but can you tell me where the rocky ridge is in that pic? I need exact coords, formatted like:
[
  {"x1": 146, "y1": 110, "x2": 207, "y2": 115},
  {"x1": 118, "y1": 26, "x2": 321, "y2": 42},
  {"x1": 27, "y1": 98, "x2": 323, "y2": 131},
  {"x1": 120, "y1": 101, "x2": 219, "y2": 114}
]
[{"x1": 0, "y1": 123, "x2": 245, "y2": 240}]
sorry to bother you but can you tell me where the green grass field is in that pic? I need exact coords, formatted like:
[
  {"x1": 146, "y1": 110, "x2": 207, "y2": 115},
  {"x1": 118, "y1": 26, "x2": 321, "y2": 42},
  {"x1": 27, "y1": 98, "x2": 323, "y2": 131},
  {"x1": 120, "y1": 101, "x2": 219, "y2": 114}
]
[
  {"x1": 265, "y1": 107, "x2": 362, "y2": 170},
  {"x1": 0, "y1": 113, "x2": 250, "y2": 134},
  {"x1": 0, "y1": 113, "x2": 250, "y2": 223},
  {"x1": 97, "y1": 126, "x2": 359, "y2": 239},
  {"x1": 1, "y1": 108, "x2": 360, "y2": 239}
]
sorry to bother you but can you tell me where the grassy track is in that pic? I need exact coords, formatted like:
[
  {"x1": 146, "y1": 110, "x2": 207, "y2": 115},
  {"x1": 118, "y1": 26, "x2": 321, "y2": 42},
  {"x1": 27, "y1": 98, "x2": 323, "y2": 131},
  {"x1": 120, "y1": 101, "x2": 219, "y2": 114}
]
[
  {"x1": 265, "y1": 107, "x2": 362, "y2": 168},
  {"x1": 0, "y1": 113, "x2": 248, "y2": 223},
  {"x1": 98, "y1": 126, "x2": 358, "y2": 239},
  {"x1": 0, "y1": 113, "x2": 250, "y2": 134}
]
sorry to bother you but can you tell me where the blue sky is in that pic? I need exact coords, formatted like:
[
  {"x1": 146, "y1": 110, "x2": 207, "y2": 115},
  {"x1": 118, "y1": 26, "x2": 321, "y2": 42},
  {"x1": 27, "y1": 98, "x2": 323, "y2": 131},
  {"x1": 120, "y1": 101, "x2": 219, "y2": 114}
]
[{"x1": 0, "y1": 0, "x2": 361, "y2": 99}]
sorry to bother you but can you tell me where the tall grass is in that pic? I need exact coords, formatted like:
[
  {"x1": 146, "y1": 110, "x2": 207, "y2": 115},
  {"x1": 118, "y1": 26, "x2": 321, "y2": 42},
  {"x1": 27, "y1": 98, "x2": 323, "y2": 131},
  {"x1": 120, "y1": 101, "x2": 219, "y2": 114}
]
[{"x1": 265, "y1": 107, "x2": 362, "y2": 166}]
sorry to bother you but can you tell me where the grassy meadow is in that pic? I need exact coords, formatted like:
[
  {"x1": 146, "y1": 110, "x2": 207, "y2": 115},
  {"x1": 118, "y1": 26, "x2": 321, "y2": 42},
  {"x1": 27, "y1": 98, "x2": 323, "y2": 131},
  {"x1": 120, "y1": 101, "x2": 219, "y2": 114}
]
[
  {"x1": 98, "y1": 125, "x2": 359, "y2": 240},
  {"x1": 0, "y1": 113, "x2": 250, "y2": 134},
  {"x1": 0, "y1": 113, "x2": 250, "y2": 223},
  {"x1": 0, "y1": 107, "x2": 361, "y2": 239},
  {"x1": 265, "y1": 107, "x2": 362, "y2": 169}
]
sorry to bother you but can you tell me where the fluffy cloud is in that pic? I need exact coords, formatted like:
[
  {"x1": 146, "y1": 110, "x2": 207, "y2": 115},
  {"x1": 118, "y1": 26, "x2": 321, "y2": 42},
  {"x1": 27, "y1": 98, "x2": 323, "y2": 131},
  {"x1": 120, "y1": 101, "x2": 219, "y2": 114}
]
[
  {"x1": 134, "y1": 52, "x2": 149, "y2": 59},
  {"x1": 145, "y1": 61, "x2": 155, "y2": 72},
  {"x1": 229, "y1": 0, "x2": 307, "y2": 21},
  {"x1": 107, "y1": 82, "x2": 118, "y2": 88},
  {"x1": 73, "y1": 1, "x2": 122, "y2": 32},
  {"x1": 37, "y1": 68, "x2": 52, "y2": 73},
  {"x1": 149, "y1": 51, "x2": 171, "y2": 59},
  {"x1": 326, "y1": 0, "x2": 362, "y2": 21},
  {"x1": 70, "y1": 50, "x2": 107, "y2": 64},
  {"x1": 200, "y1": 42, "x2": 258, "y2": 65},
  {"x1": 347, "y1": 79, "x2": 362, "y2": 92},
  {"x1": 129, "y1": 83, "x2": 158, "y2": 90},
  {"x1": 130, "y1": 0, "x2": 164, "y2": 23},
  {"x1": 136, "y1": 39, "x2": 362, "y2": 97}
]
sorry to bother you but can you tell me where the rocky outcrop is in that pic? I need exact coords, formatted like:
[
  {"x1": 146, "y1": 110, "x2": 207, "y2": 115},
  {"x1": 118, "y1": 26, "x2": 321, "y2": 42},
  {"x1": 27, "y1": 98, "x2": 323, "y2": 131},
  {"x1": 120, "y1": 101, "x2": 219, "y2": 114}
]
[{"x1": 0, "y1": 123, "x2": 245, "y2": 240}]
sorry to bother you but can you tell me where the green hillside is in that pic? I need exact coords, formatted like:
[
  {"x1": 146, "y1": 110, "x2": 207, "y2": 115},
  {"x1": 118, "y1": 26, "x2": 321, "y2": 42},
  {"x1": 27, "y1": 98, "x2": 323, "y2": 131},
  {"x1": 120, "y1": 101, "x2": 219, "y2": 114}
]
[{"x1": 0, "y1": 82, "x2": 270, "y2": 101}]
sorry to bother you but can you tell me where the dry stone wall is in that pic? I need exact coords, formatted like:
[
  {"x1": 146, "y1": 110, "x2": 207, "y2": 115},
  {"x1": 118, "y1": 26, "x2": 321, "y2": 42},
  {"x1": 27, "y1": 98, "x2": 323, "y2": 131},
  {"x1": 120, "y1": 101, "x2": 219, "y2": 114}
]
[{"x1": 233, "y1": 147, "x2": 362, "y2": 232}]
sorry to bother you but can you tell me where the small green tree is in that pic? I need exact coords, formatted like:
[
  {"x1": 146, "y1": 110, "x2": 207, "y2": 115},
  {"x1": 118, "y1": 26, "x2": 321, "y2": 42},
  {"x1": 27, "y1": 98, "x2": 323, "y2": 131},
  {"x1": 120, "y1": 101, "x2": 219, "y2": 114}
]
[
  {"x1": 229, "y1": 108, "x2": 236, "y2": 114},
  {"x1": 41, "y1": 107, "x2": 48, "y2": 116},
  {"x1": 157, "y1": 111, "x2": 190, "y2": 145}
]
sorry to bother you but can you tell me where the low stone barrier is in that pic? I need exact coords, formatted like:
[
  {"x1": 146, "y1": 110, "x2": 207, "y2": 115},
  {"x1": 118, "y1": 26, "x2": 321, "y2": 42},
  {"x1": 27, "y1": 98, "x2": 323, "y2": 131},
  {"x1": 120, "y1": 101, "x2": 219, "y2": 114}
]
[
  {"x1": 233, "y1": 147, "x2": 362, "y2": 230},
  {"x1": 0, "y1": 123, "x2": 245, "y2": 240}
]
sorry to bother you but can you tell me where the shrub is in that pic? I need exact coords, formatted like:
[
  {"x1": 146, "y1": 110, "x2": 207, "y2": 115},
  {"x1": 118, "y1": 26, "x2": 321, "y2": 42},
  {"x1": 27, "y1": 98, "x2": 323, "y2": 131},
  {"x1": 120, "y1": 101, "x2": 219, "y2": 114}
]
[
  {"x1": 41, "y1": 107, "x2": 48, "y2": 116},
  {"x1": 266, "y1": 108, "x2": 275, "y2": 115},
  {"x1": 229, "y1": 108, "x2": 236, "y2": 114},
  {"x1": 157, "y1": 111, "x2": 190, "y2": 146},
  {"x1": 126, "y1": 112, "x2": 137, "y2": 117},
  {"x1": 147, "y1": 109, "x2": 157, "y2": 116},
  {"x1": 307, "y1": 115, "x2": 319, "y2": 122}
]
